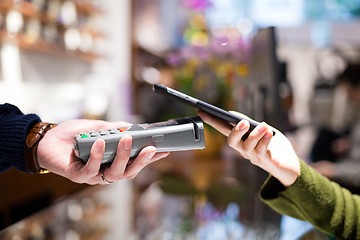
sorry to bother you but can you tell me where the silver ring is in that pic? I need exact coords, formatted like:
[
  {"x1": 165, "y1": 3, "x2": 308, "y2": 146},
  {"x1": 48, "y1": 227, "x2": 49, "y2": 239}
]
[{"x1": 101, "y1": 173, "x2": 113, "y2": 184}]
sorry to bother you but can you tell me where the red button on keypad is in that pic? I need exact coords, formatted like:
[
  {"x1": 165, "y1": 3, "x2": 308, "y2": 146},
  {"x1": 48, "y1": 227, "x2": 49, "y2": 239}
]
[{"x1": 119, "y1": 127, "x2": 128, "y2": 132}]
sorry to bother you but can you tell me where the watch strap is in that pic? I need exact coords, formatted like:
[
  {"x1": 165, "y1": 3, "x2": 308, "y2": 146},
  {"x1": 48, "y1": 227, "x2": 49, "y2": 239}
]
[{"x1": 25, "y1": 122, "x2": 57, "y2": 174}]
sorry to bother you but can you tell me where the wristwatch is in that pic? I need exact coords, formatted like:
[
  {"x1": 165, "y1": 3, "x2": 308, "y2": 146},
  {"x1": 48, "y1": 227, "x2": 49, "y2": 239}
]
[{"x1": 25, "y1": 122, "x2": 57, "y2": 174}]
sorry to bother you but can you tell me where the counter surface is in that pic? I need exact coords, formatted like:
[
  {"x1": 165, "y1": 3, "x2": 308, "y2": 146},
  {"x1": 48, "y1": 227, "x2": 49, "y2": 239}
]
[{"x1": 0, "y1": 151, "x2": 328, "y2": 239}]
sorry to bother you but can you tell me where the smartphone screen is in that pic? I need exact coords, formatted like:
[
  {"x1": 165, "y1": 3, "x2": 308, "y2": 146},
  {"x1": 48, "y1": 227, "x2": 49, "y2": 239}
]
[{"x1": 153, "y1": 83, "x2": 275, "y2": 136}]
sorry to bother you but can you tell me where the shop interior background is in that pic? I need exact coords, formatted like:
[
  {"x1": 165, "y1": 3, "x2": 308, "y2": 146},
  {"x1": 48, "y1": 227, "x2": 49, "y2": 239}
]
[{"x1": 1, "y1": 0, "x2": 360, "y2": 239}]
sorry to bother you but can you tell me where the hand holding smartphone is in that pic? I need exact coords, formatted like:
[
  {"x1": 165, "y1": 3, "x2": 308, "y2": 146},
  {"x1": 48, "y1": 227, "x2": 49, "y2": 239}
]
[{"x1": 153, "y1": 83, "x2": 275, "y2": 137}]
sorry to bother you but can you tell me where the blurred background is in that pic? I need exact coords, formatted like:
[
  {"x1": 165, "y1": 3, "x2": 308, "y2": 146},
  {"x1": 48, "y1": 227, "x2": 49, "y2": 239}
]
[{"x1": 1, "y1": 0, "x2": 360, "y2": 239}]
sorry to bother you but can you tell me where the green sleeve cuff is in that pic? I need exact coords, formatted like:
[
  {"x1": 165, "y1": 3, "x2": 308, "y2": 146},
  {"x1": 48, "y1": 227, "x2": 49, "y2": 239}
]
[
  {"x1": 259, "y1": 159, "x2": 360, "y2": 239},
  {"x1": 259, "y1": 159, "x2": 309, "y2": 221}
]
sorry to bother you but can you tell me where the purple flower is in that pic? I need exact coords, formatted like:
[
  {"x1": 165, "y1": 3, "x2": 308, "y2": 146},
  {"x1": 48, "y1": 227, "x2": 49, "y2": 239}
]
[
  {"x1": 182, "y1": 0, "x2": 212, "y2": 12},
  {"x1": 180, "y1": 45, "x2": 210, "y2": 61},
  {"x1": 210, "y1": 37, "x2": 232, "y2": 56},
  {"x1": 167, "y1": 52, "x2": 184, "y2": 66}
]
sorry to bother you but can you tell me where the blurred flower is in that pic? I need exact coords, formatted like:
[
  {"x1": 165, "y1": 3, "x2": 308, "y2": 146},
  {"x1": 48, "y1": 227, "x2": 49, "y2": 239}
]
[
  {"x1": 166, "y1": 34, "x2": 251, "y2": 109},
  {"x1": 182, "y1": 0, "x2": 213, "y2": 12}
]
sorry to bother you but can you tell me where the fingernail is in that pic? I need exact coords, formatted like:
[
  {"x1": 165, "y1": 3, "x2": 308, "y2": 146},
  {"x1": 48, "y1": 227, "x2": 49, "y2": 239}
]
[
  {"x1": 258, "y1": 124, "x2": 266, "y2": 133},
  {"x1": 237, "y1": 121, "x2": 246, "y2": 131},
  {"x1": 264, "y1": 130, "x2": 272, "y2": 139},
  {"x1": 122, "y1": 136, "x2": 132, "y2": 150},
  {"x1": 96, "y1": 139, "x2": 105, "y2": 150},
  {"x1": 124, "y1": 139, "x2": 132, "y2": 150}
]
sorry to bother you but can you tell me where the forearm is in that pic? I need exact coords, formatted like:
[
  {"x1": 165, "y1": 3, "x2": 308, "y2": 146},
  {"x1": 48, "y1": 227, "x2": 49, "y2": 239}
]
[
  {"x1": 260, "y1": 159, "x2": 360, "y2": 239},
  {"x1": 0, "y1": 103, "x2": 41, "y2": 172},
  {"x1": 196, "y1": 110, "x2": 360, "y2": 237}
]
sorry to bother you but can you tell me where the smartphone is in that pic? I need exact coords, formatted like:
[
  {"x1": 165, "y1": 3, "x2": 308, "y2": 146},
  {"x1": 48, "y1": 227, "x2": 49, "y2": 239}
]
[{"x1": 153, "y1": 83, "x2": 275, "y2": 136}]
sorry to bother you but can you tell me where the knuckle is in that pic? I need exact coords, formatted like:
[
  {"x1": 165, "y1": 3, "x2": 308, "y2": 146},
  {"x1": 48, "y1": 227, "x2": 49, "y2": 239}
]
[
  {"x1": 85, "y1": 167, "x2": 98, "y2": 177},
  {"x1": 70, "y1": 176, "x2": 81, "y2": 183},
  {"x1": 124, "y1": 172, "x2": 137, "y2": 180},
  {"x1": 254, "y1": 147, "x2": 262, "y2": 155},
  {"x1": 249, "y1": 131, "x2": 257, "y2": 139},
  {"x1": 242, "y1": 144, "x2": 250, "y2": 153},
  {"x1": 249, "y1": 159, "x2": 258, "y2": 165},
  {"x1": 249, "y1": 156, "x2": 261, "y2": 165},
  {"x1": 73, "y1": 176, "x2": 86, "y2": 184},
  {"x1": 122, "y1": 174, "x2": 132, "y2": 180},
  {"x1": 111, "y1": 175, "x2": 122, "y2": 182}
]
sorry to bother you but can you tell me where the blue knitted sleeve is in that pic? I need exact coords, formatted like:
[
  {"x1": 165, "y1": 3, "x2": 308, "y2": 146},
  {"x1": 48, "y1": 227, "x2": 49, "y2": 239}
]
[{"x1": 0, "y1": 103, "x2": 41, "y2": 172}]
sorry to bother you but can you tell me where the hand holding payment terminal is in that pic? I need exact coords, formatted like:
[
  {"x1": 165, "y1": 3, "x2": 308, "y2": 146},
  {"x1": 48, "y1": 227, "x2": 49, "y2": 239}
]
[{"x1": 73, "y1": 116, "x2": 205, "y2": 164}]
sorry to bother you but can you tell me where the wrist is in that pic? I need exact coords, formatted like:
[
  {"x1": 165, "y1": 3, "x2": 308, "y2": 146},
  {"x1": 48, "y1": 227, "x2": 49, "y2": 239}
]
[
  {"x1": 278, "y1": 160, "x2": 300, "y2": 187},
  {"x1": 264, "y1": 158, "x2": 300, "y2": 187},
  {"x1": 24, "y1": 122, "x2": 57, "y2": 174}
]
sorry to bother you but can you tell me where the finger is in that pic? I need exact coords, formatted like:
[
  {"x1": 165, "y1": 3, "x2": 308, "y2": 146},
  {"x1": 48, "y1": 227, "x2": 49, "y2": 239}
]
[
  {"x1": 197, "y1": 111, "x2": 233, "y2": 136},
  {"x1": 229, "y1": 110, "x2": 277, "y2": 138},
  {"x1": 124, "y1": 151, "x2": 170, "y2": 179},
  {"x1": 93, "y1": 152, "x2": 170, "y2": 185},
  {"x1": 227, "y1": 120, "x2": 250, "y2": 149},
  {"x1": 242, "y1": 122, "x2": 269, "y2": 153},
  {"x1": 81, "y1": 171, "x2": 108, "y2": 185},
  {"x1": 229, "y1": 111, "x2": 258, "y2": 123},
  {"x1": 123, "y1": 146, "x2": 157, "y2": 179},
  {"x1": 79, "y1": 139, "x2": 105, "y2": 178},
  {"x1": 254, "y1": 128, "x2": 273, "y2": 156},
  {"x1": 79, "y1": 172, "x2": 103, "y2": 185},
  {"x1": 150, "y1": 152, "x2": 170, "y2": 162},
  {"x1": 103, "y1": 135, "x2": 133, "y2": 182}
]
